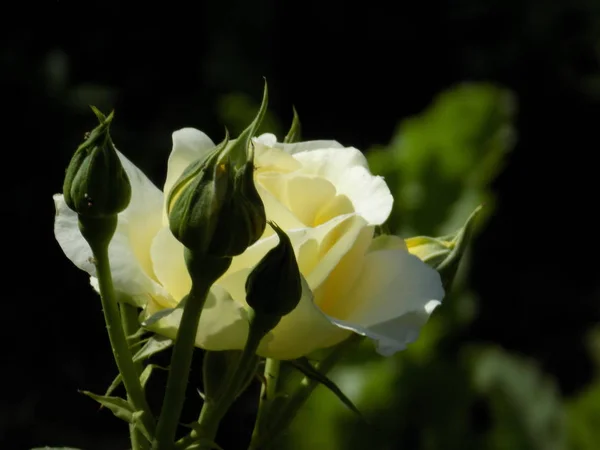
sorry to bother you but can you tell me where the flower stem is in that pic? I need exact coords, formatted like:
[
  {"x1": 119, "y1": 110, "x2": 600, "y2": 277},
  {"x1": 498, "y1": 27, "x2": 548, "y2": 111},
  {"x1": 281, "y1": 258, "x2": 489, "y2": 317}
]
[
  {"x1": 175, "y1": 316, "x2": 265, "y2": 450},
  {"x1": 151, "y1": 281, "x2": 211, "y2": 449},
  {"x1": 92, "y1": 240, "x2": 156, "y2": 444},
  {"x1": 249, "y1": 358, "x2": 280, "y2": 446},
  {"x1": 121, "y1": 302, "x2": 147, "y2": 450},
  {"x1": 197, "y1": 328, "x2": 263, "y2": 448},
  {"x1": 250, "y1": 334, "x2": 364, "y2": 450}
]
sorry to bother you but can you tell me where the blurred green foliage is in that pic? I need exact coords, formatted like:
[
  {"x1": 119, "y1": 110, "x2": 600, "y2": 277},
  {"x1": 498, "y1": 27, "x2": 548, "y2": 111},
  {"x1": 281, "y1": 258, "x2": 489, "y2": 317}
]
[
  {"x1": 261, "y1": 83, "x2": 600, "y2": 450},
  {"x1": 368, "y1": 83, "x2": 514, "y2": 237}
]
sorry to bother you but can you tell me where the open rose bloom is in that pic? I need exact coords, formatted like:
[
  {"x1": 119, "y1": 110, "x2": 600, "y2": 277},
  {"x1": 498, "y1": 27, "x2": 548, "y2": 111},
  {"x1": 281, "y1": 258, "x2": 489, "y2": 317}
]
[{"x1": 54, "y1": 130, "x2": 444, "y2": 359}]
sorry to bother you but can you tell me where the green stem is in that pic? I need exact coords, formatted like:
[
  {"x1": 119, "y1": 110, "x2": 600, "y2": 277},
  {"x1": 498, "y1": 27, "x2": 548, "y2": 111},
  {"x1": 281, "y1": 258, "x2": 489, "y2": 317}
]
[
  {"x1": 121, "y1": 302, "x2": 143, "y2": 367},
  {"x1": 152, "y1": 281, "x2": 211, "y2": 450},
  {"x1": 249, "y1": 358, "x2": 280, "y2": 446},
  {"x1": 175, "y1": 317, "x2": 265, "y2": 450},
  {"x1": 251, "y1": 334, "x2": 364, "y2": 450},
  {"x1": 198, "y1": 328, "x2": 263, "y2": 448},
  {"x1": 264, "y1": 359, "x2": 280, "y2": 402},
  {"x1": 121, "y1": 302, "x2": 147, "y2": 450},
  {"x1": 93, "y1": 243, "x2": 156, "y2": 443}
]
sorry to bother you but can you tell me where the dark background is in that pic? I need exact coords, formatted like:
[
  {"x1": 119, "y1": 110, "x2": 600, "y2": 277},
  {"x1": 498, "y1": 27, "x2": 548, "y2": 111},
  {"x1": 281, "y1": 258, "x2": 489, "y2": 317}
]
[{"x1": 3, "y1": 1, "x2": 600, "y2": 449}]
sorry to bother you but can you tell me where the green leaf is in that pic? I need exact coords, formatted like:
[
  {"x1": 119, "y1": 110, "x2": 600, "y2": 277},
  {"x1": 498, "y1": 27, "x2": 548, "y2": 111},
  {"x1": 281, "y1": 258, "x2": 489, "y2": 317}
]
[
  {"x1": 288, "y1": 358, "x2": 365, "y2": 421},
  {"x1": 133, "y1": 335, "x2": 173, "y2": 363},
  {"x1": 126, "y1": 327, "x2": 148, "y2": 341},
  {"x1": 129, "y1": 337, "x2": 150, "y2": 351},
  {"x1": 90, "y1": 104, "x2": 107, "y2": 122},
  {"x1": 132, "y1": 410, "x2": 153, "y2": 442},
  {"x1": 104, "y1": 373, "x2": 123, "y2": 397},
  {"x1": 405, "y1": 235, "x2": 453, "y2": 268},
  {"x1": 105, "y1": 363, "x2": 167, "y2": 399},
  {"x1": 566, "y1": 377, "x2": 600, "y2": 449},
  {"x1": 565, "y1": 328, "x2": 600, "y2": 449},
  {"x1": 367, "y1": 83, "x2": 514, "y2": 236},
  {"x1": 469, "y1": 346, "x2": 565, "y2": 450},
  {"x1": 436, "y1": 204, "x2": 483, "y2": 290},
  {"x1": 140, "y1": 363, "x2": 167, "y2": 389},
  {"x1": 283, "y1": 107, "x2": 301, "y2": 143},
  {"x1": 141, "y1": 307, "x2": 177, "y2": 328},
  {"x1": 81, "y1": 391, "x2": 135, "y2": 423}
]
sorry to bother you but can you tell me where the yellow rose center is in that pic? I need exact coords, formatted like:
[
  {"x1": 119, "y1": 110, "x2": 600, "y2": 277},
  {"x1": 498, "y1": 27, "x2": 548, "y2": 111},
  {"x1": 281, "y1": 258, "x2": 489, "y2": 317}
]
[{"x1": 254, "y1": 146, "x2": 355, "y2": 228}]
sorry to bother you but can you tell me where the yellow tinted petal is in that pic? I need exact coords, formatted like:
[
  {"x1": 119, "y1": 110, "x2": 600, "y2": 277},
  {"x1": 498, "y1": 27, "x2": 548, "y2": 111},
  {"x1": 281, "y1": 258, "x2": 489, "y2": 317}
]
[
  {"x1": 324, "y1": 247, "x2": 443, "y2": 356},
  {"x1": 144, "y1": 284, "x2": 250, "y2": 351},
  {"x1": 345, "y1": 249, "x2": 443, "y2": 326},
  {"x1": 305, "y1": 215, "x2": 370, "y2": 290},
  {"x1": 293, "y1": 148, "x2": 392, "y2": 225},
  {"x1": 150, "y1": 227, "x2": 191, "y2": 302},
  {"x1": 162, "y1": 128, "x2": 216, "y2": 224},
  {"x1": 285, "y1": 175, "x2": 336, "y2": 226},
  {"x1": 258, "y1": 278, "x2": 349, "y2": 359}
]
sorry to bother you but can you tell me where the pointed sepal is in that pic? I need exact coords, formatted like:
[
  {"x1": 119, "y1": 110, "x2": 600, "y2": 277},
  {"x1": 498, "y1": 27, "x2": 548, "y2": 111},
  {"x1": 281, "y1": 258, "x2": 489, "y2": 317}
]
[
  {"x1": 283, "y1": 106, "x2": 301, "y2": 144},
  {"x1": 287, "y1": 358, "x2": 365, "y2": 421}
]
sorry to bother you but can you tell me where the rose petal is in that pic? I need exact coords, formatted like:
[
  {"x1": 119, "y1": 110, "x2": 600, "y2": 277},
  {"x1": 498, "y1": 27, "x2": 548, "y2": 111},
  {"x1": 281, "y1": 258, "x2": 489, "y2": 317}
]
[
  {"x1": 150, "y1": 227, "x2": 191, "y2": 302},
  {"x1": 313, "y1": 222, "x2": 374, "y2": 318},
  {"x1": 254, "y1": 133, "x2": 278, "y2": 146},
  {"x1": 217, "y1": 267, "x2": 348, "y2": 359},
  {"x1": 255, "y1": 133, "x2": 344, "y2": 155},
  {"x1": 253, "y1": 138, "x2": 303, "y2": 173},
  {"x1": 330, "y1": 248, "x2": 444, "y2": 355},
  {"x1": 162, "y1": 128, "x2": 216, "y2": 223},
  {"x1": 117, "y1": 150, "x2": 165, "y2": 281},
  {"x1": 222, "y1": 216, "x2": 373, "y2": 358},
  {"x1": 224, "y1": 227, "x2": 311, "y2": 283},
  {"x1": 255, "y1": 182, "x2": 306, "y2": 234},
  {"x1": 144, "y1": 284, "x2": 251, "y2": 351},
  {"x1": 304, "y1": 214, "x2": 371, "y2": 292},
  {"x1": 54, "y1": 149, "x2": 168, "y2": 306},
  {"x1": 292, "y1": 148, "x2": 393, "y2": 226},
  {"x1": 259, "y1": 173, "x2": 339, "y2": 227},
  {"x1": 54, "y1": 194, "x2": 167, "y2": 307},
  {"x1": 330, "y1": 301, "x2": 440, "y2": 356},
  {"x1": 259, "y1": 277, "x2": 349, "y2": 359}
]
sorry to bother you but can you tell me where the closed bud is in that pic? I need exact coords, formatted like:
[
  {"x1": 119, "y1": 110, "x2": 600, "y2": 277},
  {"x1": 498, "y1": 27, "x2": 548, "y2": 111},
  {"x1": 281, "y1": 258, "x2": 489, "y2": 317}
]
[
  {"x1": 63, "y1": 108, "x2": 131, "y2": 218},
  {"x1": 235, "y1": 160, "x2": 267, "y2": 246},
  {"x1": 245, "y1": 222, "x2": 302, "y2": 320},
  {"x1": 167, "y1": 138, "x2": 231, "y2": 255},
  {"x1": 167, "y1": 83, "x2": 269, "y2": 258},
  {"x1": 207, "y1": 140, "x2": 267, "y2": 257}
]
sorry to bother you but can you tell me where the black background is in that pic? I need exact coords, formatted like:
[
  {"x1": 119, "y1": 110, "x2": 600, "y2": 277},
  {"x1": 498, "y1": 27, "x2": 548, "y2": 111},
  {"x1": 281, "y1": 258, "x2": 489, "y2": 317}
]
[{"x1": 3, "y1": 1, "x2": 600, "y2": 449}]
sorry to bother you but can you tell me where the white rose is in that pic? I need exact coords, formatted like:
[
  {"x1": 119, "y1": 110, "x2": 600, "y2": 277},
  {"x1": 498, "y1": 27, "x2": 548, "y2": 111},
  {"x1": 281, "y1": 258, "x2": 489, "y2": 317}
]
[{"x1": 54, "y1": 129, "x2": 444, "y2": 359}]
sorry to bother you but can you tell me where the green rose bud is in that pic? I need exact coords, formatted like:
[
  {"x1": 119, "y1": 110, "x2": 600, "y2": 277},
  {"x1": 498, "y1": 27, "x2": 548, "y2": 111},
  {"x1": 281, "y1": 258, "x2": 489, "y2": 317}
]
[
  {"x1": 245, "y1": 222, "x2": 302, "y2": 327},
  {"x1": 206, "y1": 138, "x2": 267, "y2": 257},
  {"x1": 167, "y1": 137, "x2": 231, "y2": 255},
  {"x1": 167, "y1": 84, "x2": 269, "y2": 258},
  {"x1": 63, "y1": 107, "x2": 131, "y2": 218}
]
